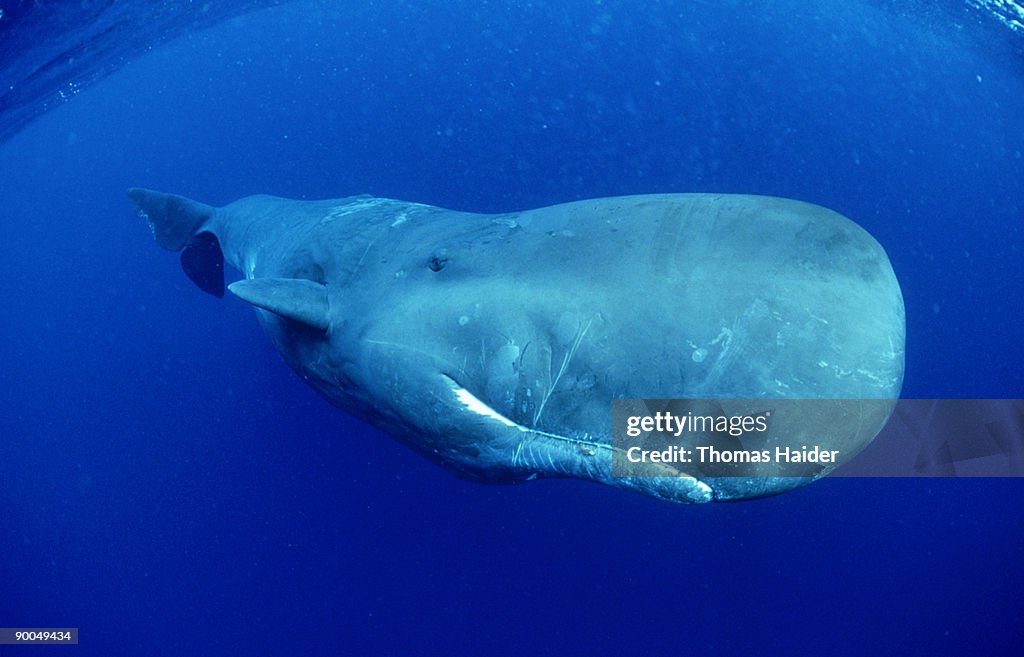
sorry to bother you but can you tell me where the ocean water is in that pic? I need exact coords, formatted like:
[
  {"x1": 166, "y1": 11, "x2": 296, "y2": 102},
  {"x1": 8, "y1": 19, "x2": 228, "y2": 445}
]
[{"x1": 0, "y1": 1, "x2": 1022, "y2": 655}]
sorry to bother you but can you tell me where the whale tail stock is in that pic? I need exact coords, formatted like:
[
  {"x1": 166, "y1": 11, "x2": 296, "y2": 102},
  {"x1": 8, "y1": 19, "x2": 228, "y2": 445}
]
[
  {"x1": 129, "y1": 187, "x2": 330, "y2": 331},
  {"x1": 127, "y1": 187, "x2": 225, "y2": 298}
]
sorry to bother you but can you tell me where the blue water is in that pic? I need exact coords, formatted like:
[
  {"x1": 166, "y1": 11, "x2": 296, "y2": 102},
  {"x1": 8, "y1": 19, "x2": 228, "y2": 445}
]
[{"x1": 1, "y1": 1, "x2": 1022, "y2": 655}]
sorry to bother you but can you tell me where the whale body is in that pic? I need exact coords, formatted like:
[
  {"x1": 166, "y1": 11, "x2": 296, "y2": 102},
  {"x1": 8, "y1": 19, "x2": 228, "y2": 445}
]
[{"x1": 129, "y1": 189, "x2": 905, "y2": 503}]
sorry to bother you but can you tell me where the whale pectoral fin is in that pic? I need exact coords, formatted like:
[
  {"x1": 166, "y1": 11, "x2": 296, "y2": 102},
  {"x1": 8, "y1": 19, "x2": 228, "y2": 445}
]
[{"x1": 228, "y1": 278, "x2": 330, "y2": 331}]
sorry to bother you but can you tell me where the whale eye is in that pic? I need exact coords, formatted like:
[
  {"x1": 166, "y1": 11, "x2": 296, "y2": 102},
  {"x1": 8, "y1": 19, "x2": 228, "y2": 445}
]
[{"x1": 428, "y1": 254, "x2": 448, "y2": 272}]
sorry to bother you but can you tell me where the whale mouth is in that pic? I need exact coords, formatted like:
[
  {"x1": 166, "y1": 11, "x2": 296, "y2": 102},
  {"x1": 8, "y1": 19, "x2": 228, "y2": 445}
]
[
  {"x1": 444, "y1": 375, "x2": 522, "y2": 430},
  {"x1": 440, "y1": 373, "x2": 604, "y2": 446},
  {"x1": 439, "y1": 374, "x2": 714, "y2": 503}
]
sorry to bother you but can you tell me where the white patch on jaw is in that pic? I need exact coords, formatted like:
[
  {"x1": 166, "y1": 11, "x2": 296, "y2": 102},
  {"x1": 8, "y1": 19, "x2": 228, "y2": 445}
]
[
  {"x1": 443, "y1": 376, "x2": 606, "y2": 455},
  {"x1": 451, "y1": 384, "x2": 520, "y2": 429},
  {"x1": 446, "y1": 377, "x2": 566, "y2": 441}
]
